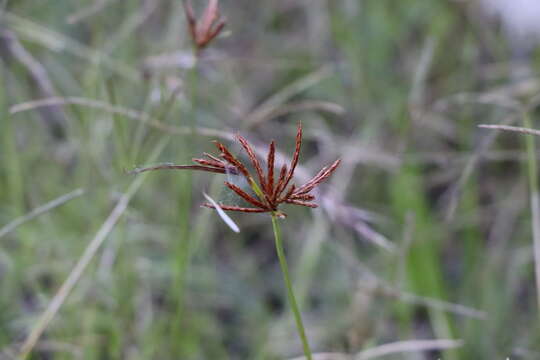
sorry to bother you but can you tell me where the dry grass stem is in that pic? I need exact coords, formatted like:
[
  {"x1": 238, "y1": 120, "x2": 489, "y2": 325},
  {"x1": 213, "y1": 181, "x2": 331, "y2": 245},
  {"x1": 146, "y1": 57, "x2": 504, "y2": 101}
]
[
  {"x1": 478, "y1": 124, "x2": 540, "y2": 136},
  {"x1": 66, "y1": 0, "x2": 118, "y2": 24},
  {"x1": 10, "y1": 97, "x2": 235, "y2": 140},
  {"x1": 244, "y1": 66, "x2": 333, "y2": 128},
  {"x1": 355, "y1": 339, "x2": 464, "y2": 360},
  {"x1": 288, "y1": 352, "x2": 351, "y2": 360},
  {"x1": 333, "y1": 240, "x2": 486, "y2": 319},
  {"x1": 5, "y1": 12, "x2": 139, "y2": 80},
  {"x1": 259, "y1": 101, "x2": 345, "y2": 124},
  {"x1": 0, "y1": 28, "x2": 67, "y2": 138},
  {"x1": 19, "y1": 187, "x2": 137, "y2": 357},
  {"x1": 444, "y1": 114, "x2": 519, "y2": 222},
  {"x1": 287, "y1": 339, "x2": 463, "y2": 360}
]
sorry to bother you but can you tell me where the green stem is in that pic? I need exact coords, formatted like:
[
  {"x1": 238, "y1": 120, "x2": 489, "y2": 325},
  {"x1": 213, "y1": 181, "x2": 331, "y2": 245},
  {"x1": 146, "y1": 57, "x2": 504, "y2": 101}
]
[
  {"x1": 170, "y1": 60, "x2": 199, "y2": 343},
  {"x1": 271, "y1": 213, "x2": 313, "y2": 360},
  {"x1": 523, "y1": 111, "x2": 540, "y2": 313}
]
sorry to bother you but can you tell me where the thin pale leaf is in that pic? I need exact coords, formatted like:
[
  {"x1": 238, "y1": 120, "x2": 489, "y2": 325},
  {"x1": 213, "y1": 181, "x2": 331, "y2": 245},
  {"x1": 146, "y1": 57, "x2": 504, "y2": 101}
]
[{"x1": 203, "y1": 192, "x2": 240, "y2": 233}]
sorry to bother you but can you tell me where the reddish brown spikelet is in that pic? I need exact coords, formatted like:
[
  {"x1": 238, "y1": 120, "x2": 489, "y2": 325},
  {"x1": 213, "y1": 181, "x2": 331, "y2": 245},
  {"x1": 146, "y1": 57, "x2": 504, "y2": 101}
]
[
  {"x1": 295, "y1": 159, "x2": 341, "y2": 195},
  {"x1": 213, "y1": 141, "x2": 251, "y2": 180},
  {"x1": 237, "y1": 134, "x2": 267, "y2": 193},
  {"x1": 273, "y1": 164, "x2": 288, "y2": 201},
  {"x1": 267, "y1": 141, "x2": 276, "y2": 195},
  {"x1": 183, "y1": 0, "x2": 226, "y2": 54},
  {"x1": 278, "y1": 184, "x2": 296, "y2": 203},
  {"x1": 183, "y1": 1, "x2": 197, "y2": 38},
  {"x1": 281, "y1": 123, "x2": 302, "y2": 192},
  {"x1": 224, "y1": 181, "x2": 270, "y2": 210},
  {"x1": 201, "y1": 1, "x2": 225, "y2": 42},
  {"x1": 193, "y1": 157, "x2": 225, "y2": 169},
  {"x1": 199, "y1": 0, "x2": 219, "y2": 37},
  {"x1": 203, "y1": 152, "x2": 225, "y2": 164},
  {"x1": 291, "y1": 194, "x2": 315, "y2": 201},
  {"x1": 284, "y1": 199, "x2": 318, "y2": 208}
]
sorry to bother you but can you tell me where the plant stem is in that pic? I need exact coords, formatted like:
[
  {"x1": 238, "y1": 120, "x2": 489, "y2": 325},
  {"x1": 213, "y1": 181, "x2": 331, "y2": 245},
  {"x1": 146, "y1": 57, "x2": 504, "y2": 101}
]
[
  {"x1": 523, "y1": 110, "x2": 540, "y2": 313},
  {"x1": 271, "y1": 213, "x2": 313, "y2": 360},
  {"x1": 170, "y1": 61, "x2": 199, "y2": 344}
]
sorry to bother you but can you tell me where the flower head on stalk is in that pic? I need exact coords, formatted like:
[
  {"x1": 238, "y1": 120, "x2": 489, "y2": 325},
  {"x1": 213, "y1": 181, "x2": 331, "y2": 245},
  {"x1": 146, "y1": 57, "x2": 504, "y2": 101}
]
[
  {"x1": 131, "y1": 124, "x2": 340, "y2": 218},
  {"x1": 183, "y1": 0, "x2": 226, "y2": 54}
]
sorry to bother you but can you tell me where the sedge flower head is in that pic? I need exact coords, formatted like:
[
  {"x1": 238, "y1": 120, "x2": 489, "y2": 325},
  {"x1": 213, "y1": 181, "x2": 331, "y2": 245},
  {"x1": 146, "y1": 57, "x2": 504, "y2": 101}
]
[
  {"x1": 183, "y1": 0, "x2": 226, "y2": 54},
  {"x1": 132, "y1": 124, "x2": 340, "y2": 218}
]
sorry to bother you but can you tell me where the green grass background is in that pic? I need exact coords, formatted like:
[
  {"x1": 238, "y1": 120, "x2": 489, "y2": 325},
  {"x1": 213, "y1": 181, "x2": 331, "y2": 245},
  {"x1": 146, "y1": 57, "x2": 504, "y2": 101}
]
[{"x1": 1, "y1": 0, "x2": 540, "y2": 359}]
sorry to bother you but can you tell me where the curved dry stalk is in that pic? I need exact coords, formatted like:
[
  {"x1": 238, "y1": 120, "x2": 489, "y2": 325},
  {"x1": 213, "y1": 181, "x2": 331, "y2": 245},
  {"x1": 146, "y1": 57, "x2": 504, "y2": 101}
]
[
  {"x1": 355, "y1": 339, "x2": 463, "y2": 360},
  {"x1": 5, "y1": 12, "x2": 139, "y2": 80},
  {"x1": 443, "y1": 113, "x2": 519, "y2": 222},
  {"x1": 521, "y1": 112, "x2": 540, "y2": 313},
  {"x1": 286, "y1": 339, "x2": 463, "y2": 360},
  {"x1": 0, "y1": 28, "x2": 67, "y2": 138},
  {"x1": 10, "y1": 96, "x2": 234, "y2": 140},
  {"x1": 478, "y1": 124, "x2": 540, "y2": 136},
  {"x1": 66, "y1": 0, "x2": 119, "y2": 24},
  {"x1": 244, "y1": 66, "x2": 333, "y2": 128},
  {"x1": 479, "y1": 115, "x2": 540, "y2": 313}
]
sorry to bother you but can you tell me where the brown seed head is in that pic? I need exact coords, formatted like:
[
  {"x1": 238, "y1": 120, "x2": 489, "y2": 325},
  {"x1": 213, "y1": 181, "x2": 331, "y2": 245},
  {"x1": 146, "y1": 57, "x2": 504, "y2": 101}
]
[
  {"x1": 130, "y1": 124, "x2": 340, "y2": 217},
  {"x1": 183, "y1": 0, "x2": 226, "y2": 54}
]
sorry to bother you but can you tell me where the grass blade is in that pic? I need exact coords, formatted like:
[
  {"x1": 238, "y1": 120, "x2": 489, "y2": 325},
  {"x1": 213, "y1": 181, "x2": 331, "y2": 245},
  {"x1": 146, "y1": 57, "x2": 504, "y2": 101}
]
[
  {"x1": 0, "y1": 188, "x2": 85, "y2": 240},
  {"x1": 18, "y1": 138, "x2": 169, "y2": 359}
]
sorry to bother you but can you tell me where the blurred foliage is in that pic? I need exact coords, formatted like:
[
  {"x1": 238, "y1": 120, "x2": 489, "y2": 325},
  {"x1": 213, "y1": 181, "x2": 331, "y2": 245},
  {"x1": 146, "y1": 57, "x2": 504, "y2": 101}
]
[{"x1": 1, "y1": 0, "x2": 540, "y2": 359}]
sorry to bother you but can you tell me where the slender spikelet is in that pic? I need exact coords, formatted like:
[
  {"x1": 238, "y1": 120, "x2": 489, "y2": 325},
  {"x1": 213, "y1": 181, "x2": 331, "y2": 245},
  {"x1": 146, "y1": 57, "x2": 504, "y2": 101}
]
[
  {"x1": 273, "y1": 164, "x2": 288, "y2": 201},
  {"x1": 204, "y1": 152, "x2": 226, "y2": 164},
  {"x1": 278, "y1": 184, "x2": 296, "y2": 203},
  {"x1": 224, "y1": 182, "x2": 270, "y2": 210},
  {"x1": 183, "y1": 0, "x2": 226, "y2": 54},
  {"x1": 267, "y1": 141, "x2": 276, "y2": 195},
  {"x1": 291, "y1": 194, "x2": 315, "y2": 201},
  {"x1": 295, "y1": 159, "x2": 341, "y2": 195},
  {"x1": 193, "y1": 158, "x2": 225, "y2": 169},
  {"x1": 284, "y1": 199, "x2": 318, "y2": 208},
  {"x1": 237, "y1": 134, "x2": 267, "y2": 193},
  {"x1": 281, "y1": 124, "x2": 302, "y2": 192},
  {"x1": 214, "y1": 141, "x2": 251, "y2": 180},
  {"x1": 199, "y1": 0, "x2": 219, "y2": 35}
]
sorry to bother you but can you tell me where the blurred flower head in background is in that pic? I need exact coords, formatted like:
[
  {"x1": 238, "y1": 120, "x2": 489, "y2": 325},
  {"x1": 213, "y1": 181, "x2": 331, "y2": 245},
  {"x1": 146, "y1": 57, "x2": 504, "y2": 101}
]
[{"x1": 183, "y1": 0, "x2": 226, "y2": 54}]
